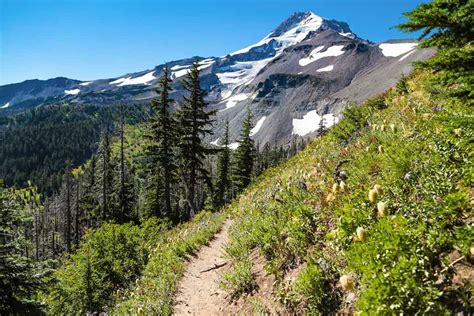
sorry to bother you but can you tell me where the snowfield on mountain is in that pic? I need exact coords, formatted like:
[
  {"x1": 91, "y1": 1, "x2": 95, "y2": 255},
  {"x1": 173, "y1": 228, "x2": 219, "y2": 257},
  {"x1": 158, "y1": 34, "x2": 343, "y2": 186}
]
[{"x1": 0, "y1": 11, "x2": 434, "y2": 147}]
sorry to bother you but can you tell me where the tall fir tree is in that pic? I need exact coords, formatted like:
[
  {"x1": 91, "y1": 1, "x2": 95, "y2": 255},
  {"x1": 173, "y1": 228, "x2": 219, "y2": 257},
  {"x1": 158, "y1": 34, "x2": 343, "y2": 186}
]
[
  {"x1": 214, "y1": 121, "x2": 231, "y2": 207},
  {"x1": 113, "y1": 104, "x2": 135, "y2": 223},
  {"x1": 146, "y1": 66, "x2": 178, "y2": 220},
  {"x1": 81, "y1": 155, "x2": 100, "y2": 227},
  {"x1": 72, "y1": 167, "x2": 84, "y2": 246},
  {"x1": 176, "y1": 61, "x2": 216, "y2": 218},
  {"x1": 0, "y1": 185, "x2": 44, "y2": 313},
  {"x1": 97, "y1": 129, "x2": 113, "y2": 222},
  {"x1": 232, "y1": 108, "x2": 255, "y2": 193},
  {"x1": 397, "y1": 0, "x2": 473, "y2": 101}
]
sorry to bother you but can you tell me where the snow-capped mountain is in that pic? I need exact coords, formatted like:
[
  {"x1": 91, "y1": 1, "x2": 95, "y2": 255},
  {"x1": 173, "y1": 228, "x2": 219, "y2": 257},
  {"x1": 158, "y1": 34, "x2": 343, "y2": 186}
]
[{"x1": 0, "y1": 11, "x2": 434, "y2": 146}]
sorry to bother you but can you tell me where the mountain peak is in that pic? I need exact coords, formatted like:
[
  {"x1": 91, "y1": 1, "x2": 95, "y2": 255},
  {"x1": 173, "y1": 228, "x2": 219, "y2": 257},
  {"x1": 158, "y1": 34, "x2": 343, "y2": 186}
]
[
  {"x1": 269, "y1": 11, "x2": 324, "y2": 38},
  {"x1": 229, "y1": 11, "x2": 331, "y2": 57}
]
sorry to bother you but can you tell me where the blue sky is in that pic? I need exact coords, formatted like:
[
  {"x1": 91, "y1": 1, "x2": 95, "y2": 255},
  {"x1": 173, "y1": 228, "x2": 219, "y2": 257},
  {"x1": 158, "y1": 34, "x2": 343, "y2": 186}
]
[{"x1": 0, "y1": 0, "x2": 426, "y2": 85}]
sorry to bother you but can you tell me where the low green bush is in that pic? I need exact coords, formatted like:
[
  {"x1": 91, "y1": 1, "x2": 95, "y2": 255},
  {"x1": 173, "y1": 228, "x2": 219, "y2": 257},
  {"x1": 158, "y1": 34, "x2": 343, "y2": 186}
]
[{"x1": 46, "y1": 222, "x2": 147, "y2": 314}]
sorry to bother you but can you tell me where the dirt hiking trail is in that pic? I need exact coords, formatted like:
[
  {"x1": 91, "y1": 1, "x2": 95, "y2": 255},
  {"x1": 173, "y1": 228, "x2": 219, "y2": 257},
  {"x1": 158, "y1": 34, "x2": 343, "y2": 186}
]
[{"x1": 173, "y1": 219, "x2": 234, "y2": 315}]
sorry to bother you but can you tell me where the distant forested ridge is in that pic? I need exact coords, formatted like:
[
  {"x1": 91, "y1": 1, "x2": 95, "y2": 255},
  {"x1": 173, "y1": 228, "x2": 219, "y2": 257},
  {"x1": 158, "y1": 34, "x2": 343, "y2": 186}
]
[{"x1": 0, "y1": 104, "x2": 151, "y2": 195}]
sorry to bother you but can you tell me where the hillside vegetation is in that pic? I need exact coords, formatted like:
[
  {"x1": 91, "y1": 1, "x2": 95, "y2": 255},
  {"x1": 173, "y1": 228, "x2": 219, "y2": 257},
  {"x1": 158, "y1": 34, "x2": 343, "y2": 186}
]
[
  {"x1": 222, "y1": 69, "x2": 473, "y2": 313},
  {"x1": 0, "y1": 104, "x2": 150, "y2": 195},
  {"x1": 46, "y1": 68, "x2": 473, "y2": 315}
]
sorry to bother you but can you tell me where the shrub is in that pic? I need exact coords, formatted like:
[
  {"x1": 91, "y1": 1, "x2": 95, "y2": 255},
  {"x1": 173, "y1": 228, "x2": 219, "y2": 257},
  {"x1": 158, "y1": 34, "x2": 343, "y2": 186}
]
[{"x1": 46, "y1": 223, "x2": 146, "y2": 314}]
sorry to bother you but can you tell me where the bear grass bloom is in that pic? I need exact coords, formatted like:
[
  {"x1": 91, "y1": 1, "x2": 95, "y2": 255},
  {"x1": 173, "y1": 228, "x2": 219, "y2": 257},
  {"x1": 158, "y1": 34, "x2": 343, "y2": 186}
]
[
  {"x1": 332, "y1": 183, "x2": 339, "y2": 194},
  {"x1": 377, "y1": 201, "x2": 386, "y2": 217},
  {"x1": 368, "y1": 189, "x2": 378, "y2": 203},
  {"x1": 373, "y1": 184, "x2": 383, "y2": 195},
  {"x1": 356, "y1": 227, "x2": 367, "y2": 242},
  {"x1": 339, "y1": 180, "x2": 346, "y2": 192},
  {"x1": 340, "y1": 274, "x2": 355, "y2": 291}
]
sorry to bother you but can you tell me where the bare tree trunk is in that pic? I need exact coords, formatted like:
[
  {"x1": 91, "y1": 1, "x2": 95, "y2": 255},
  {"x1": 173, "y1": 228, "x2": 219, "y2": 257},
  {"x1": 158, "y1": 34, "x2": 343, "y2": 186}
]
[
  {"x1": 75, "y1": 179, "x2": 80, "y2": 246},
  {"x1": 42, "y1": 205, "x2": 47, "y2": 258},
  {"x1": 35, "y1": 213, "x2": 39, "y2": 261},
  {"x1": 52, "y1": 212, "x2": 57, "y2": 259},
  {"x1": 65, "y1": 167, "x2": 72, "y2": 252}
]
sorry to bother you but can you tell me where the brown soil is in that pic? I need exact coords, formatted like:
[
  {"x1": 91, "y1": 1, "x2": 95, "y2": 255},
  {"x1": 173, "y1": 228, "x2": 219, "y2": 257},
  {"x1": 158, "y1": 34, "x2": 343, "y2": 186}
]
[
  {"x1": 173, "y1": 219, "x2": 235, "y2": 315},
  {"x1": 223, "y1": 250, "x2": 295, "y2": 315},
  {"x1": 173, "y1": 220, "x2": 296, "y2": 315}
]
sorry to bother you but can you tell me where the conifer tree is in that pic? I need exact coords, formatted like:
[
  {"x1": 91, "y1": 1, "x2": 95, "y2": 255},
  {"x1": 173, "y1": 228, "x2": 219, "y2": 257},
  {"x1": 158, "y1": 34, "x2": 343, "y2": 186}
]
[
  {"x1": 146, "y1": 66, "x2": 178, "y2": 220},
  {"x1": 232, "y1": 108, "x2": 255, "y2": 193},
  {"x1": 118, "y1": 103, "x2": 127, "y2": 218},
  {"x1": 72, "y1": 167, "x2": 84, "y2": 246},
  {"x1": 81, "y1": 155, "x2": 99, "y2": 227},
  {"x1": 0, "y1": 185, "x2": 43, "y2": 313},
  {"x1": 97, "y1": 129, "x2": 113, "y2": 221},
  {"x1": 214, "y1": 121, "x2": 231, "y2": 207},
  {"x1": 398, "y1": 0, "x2": 473, "y2": 100},
  {"x1": 113, "y1": 104, "x2": 135, "y2": 223},
  {"x1": 176, "y1": 61, "x2": 216, "y2": 218}
]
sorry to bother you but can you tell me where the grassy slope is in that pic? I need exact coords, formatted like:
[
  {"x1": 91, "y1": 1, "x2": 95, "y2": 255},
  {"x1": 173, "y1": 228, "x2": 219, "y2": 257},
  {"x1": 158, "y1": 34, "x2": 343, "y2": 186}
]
[{"x1": 222, "y1": 70, "x2": 473, "y2": 314}]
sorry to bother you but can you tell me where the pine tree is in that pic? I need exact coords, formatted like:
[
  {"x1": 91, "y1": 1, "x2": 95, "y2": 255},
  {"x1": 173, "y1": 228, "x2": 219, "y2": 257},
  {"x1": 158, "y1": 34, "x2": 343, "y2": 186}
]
[
  {"x1": 232, "y1": 108, "x2": 255, "y2": 193},
  {"x1": 81, "y1": 155, "x2": 99, "y2": 227},
  {"x1": 72, "y1": 167, "x2": 84, "y2": 246},
  {"x1": 176, "y1": 61, "x2": 216, "y2": 218},
  {"x1": 397, "y1": 0, "x2": 473, "y2": 100},
  {"x1": 119, "y1": 103, "x2": 127, "y2": 218},
  {"x1": 113, "y1": 104, "x2": 135, "y2": 223},
  {"x1": 97, "y1": 129, "x2": 113, "y2": 222},
  {"x1": 214, "y1": 121, "x2": 231, "y2": 207},
  {"x1": 0, "y1": 185, "x2": 43, "y2": 313},
  {"x1": 146, "y1": 66, "x2": 178, "y2": 220}
]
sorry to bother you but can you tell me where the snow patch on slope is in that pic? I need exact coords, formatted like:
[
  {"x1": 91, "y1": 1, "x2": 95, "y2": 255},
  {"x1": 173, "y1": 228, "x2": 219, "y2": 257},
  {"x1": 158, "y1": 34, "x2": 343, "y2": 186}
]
[
  {"x1": 399, "y1": 50, "x2": 416, "y2": 61},
  {"x1": 217, "y1": 57, "x2": 273, "y2": 87},
  {"x1": 250, "y1": 116, "x2": 266, "y2": 136},
  {"x1": 292, "y1": 110, "x2": 339, "y2": 136},
  {"x1": 0, "y1": 102, "x2": 10, "y2": 109},
  {"x1": 230, "y1": 12, "x2": 324, "y2": 56},
  {"x1": 299, "y1": 45, "x2": 345, "y2": 66},
  {"x1": 339, "y1": 32, "x2": 355, "y2": 39},
  {"x1": 200, "y1": 58, "x2": 215, "y2": 67},
  {"x1": 111, "y1": 71, "x2": 156, "y2": 86},
  {"x1": 229, "y1": 142, "x2": 239, "y2": 150},
  {"x1": 171, "y1": 64, "x2": 190, "y2": 71},
  {"x1": 316, "y1": 65, "x2": 334, "y2": 72},
  {"x1": 79, "y1": 81, "x2": 93, "y2": 86},
  {"x1": 172, "y1": 69, "x2": 190, "y2": 79},
  {"x1": 171, "y1": 59, "x2": 215, "y2": 79},
  {"x1": 224, "y1": 93, "x2": 249, "y2": 109},
  {"x1": 210, "y1": 138, "x2": 220, "y2": 146},
  {"x1": 379, "y1": 43, "x2": 418, "y2": 57},
  {"x1": 64, "y1": 89, "x2": 81, "y2": 95}
]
